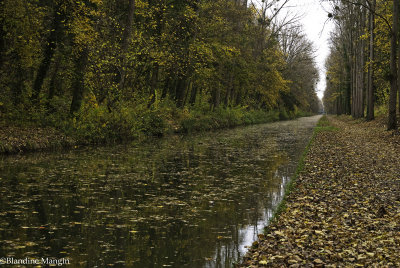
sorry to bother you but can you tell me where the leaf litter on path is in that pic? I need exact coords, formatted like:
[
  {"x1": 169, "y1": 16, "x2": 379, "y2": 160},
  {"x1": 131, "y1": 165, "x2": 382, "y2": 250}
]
[{"x1": 240, "y1": 115, "x2": 400, "y2": 267}]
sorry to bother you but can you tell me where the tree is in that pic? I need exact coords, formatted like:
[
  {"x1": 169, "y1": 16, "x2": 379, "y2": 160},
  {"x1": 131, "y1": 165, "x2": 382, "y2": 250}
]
[
  {"x1": 279, "y1": 25, "x2": 320, "y2": 113},
  {"x1": 323, "y1": 0, "x2": 399, "y2": 129},
  {"x1": 367, "y1": 0, "x2": 376, "y2": 121},
  {"x1": 388, "y1": 0, "x2": 398, "y2": 130},
  {"x1": 32, "y1": 1, "x2": 65, "y2": 101}
]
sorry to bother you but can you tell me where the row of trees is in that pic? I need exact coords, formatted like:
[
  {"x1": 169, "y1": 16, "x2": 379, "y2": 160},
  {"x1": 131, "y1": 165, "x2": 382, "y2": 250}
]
[
  {"x1": 0, "y1": 0, "x2": 321, "y2": 130},
  {"x1": 323, "y1": 0, "x2": 400, "y2": 130}
]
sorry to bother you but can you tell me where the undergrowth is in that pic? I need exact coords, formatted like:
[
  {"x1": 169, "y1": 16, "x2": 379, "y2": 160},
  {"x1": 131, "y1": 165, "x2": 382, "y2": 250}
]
[{"x1": 1, "y1": 97, "x2": 316, "y2": 152}]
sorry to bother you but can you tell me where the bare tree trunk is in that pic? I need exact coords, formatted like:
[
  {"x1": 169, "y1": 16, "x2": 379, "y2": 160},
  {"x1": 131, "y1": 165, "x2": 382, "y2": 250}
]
[
  {"x1": 351, "y1": 50, "x2": 356, "y2": 117},
  {"x1": 367, "y1": 0, "x2": 375, "y2": 121},
  {"x1": 344, "y1": 47, "x2": 352, "y2": 115},
  {"x1": 388, "y1": 0, "x2": 398, "y2": 130},
  {"x1": 355, "y1": 42, "x2": 360, "y2": 118},
  {"x1": 398, "y1": 0, "x2": 400, "y2": 116},
  {"x1": 359, "y1": 5, "x2": 366, "y2": 118}
]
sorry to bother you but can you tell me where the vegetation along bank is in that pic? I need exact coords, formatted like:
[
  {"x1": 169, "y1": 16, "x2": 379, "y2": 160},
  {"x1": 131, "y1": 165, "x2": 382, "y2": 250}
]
[
  {"x1": 240, "y1": 115, "x2": 400, "y2": 267},
  {"x1": 0, "y1": 0, "x2": 321, "y2": 154}
]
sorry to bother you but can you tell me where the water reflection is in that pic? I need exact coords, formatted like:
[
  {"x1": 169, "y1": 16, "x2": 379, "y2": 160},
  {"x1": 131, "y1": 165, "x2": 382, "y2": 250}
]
[{"x1": 0, "y1": 115, "x2": 320, "y2": 267}]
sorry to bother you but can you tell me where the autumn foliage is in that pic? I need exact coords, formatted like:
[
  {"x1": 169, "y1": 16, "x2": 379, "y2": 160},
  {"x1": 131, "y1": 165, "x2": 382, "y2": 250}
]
[{"x1": 0, "y1": 0, "x2": 321, "y2": 143}]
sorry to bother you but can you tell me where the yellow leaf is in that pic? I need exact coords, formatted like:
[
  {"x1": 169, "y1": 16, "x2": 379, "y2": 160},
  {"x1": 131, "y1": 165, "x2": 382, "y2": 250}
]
[
  {"x1": 314, "y1": 259, "x2": 324, "y2": 264},
  {"x1": 274, "y1": 231, "x2": 285, "y2": 236}
]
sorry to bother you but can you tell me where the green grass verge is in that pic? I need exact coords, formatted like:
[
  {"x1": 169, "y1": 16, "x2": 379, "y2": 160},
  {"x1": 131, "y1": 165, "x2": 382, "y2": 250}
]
[
  {"x1": 264, "y1": 115, "x2": 337, "y2": 233},
  {"x1": 315, "y1": 115, "x2": 339, "y2": 132}
]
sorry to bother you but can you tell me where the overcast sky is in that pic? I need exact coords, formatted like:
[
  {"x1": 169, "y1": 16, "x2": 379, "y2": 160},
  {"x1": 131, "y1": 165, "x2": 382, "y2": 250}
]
[
  {"x1": 253, "y1": 0, "x2": 334, "y2": 99},
  {"x1": 284, "y1": 0, "x2": 334, "y2": 99}
]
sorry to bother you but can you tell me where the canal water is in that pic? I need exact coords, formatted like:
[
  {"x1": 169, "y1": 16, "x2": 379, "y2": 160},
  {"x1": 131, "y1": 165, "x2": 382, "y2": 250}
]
[{"x1": 0, "y1": 115, "x2": 321, "y2": 267}]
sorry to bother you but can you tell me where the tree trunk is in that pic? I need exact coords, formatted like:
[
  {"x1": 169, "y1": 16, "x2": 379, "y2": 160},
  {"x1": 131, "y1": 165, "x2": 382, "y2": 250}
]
[
  {"x1": 212, "y1": 86, "x2": 221, "y2": 110},
  {"x1": 70, "y1": 47, "x2": 89, "y2": 114},
  {"x1": 175, "y1": 78, "x2": 187, "y2": 108},
  {"x1": 148, "y1": 64, "x2": 159, "y2": 107},
  {"x1": 46, "y1": 59, "x2": 60, "y2": 113},
  {"x1": 224, "y1": 74, "x2": 233, "y2": 107},
  {"x1": 388, "y1": 0, "x2": 398, "y2": 130},
  {"x1": 398, "y1": 0, "x2": 400, "y2": 116},
  {"x1": 32, "y1": 6, "x2": 62, "y2": 101},
  {"x1": 161, "y1": 77, "x2": 170, "y2": 99},
  {"x1": 359, "y1": 5, "x2": 366, "y2": 118},
  {"x1": 367, "y1": 0, "x2": 375, "y2": 121},
  {"x1": 189, "y1": 81, "x2": 197, "y2": 105},
  {"x1": 344, "y1": 47, "x2": 352, "y2": 115},
  {"x1": 118, "y1": 0, "x2": 135, "y2": 91},
  {"x1": 351, "y1": 50, "x2": 356, "y2": 117}
]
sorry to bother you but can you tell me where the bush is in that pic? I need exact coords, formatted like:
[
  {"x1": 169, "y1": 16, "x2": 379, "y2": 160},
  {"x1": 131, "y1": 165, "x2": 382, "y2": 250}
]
[
  {"x1": 279, "y1": 108, "x2": 289, "y2": 120},
  {"x1": 179, "y1": 106, "x2": 282, "y2": 133},
  {"x1": 71, "y1": 99, "x2": 169, "y2": 143}
]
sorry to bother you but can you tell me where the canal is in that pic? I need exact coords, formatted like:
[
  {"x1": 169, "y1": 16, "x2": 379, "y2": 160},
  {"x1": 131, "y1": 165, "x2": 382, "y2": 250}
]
[{"x1": 0, "y1": 115, "x2": 321, "y2": 267}]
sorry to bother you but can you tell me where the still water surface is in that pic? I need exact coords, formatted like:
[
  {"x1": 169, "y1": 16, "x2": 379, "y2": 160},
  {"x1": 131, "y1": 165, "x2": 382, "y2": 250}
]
[{"x1": 0, "y1": 115, "x2": 321, "y2": 267}]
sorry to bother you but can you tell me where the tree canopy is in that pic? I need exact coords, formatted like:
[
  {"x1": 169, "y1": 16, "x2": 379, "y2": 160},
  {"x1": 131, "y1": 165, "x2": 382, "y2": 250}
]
[{"x1": 0, "y1": 0, "x2": 321, "y2": 140}]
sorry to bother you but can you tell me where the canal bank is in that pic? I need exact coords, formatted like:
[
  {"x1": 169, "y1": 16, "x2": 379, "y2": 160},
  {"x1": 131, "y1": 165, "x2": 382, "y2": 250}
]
[
  {"x1": 0, "y1": 109, "x2": 312, "y2": 154},
  {"x1": 240, "y1": 115, "x2": 400, "y2": 267}
]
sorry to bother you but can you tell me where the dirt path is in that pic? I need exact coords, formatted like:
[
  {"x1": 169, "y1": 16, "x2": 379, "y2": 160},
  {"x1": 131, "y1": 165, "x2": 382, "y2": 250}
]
[{"x1": 240, "y1": 115, "x2": 400, "y2": 267}]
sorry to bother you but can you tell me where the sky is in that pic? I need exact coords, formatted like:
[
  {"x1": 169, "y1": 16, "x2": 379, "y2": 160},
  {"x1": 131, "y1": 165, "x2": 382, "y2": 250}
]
[
  {"x1": 253, "y1": 0, "x2": 334, "y2": 99},
  {"x1": 284, "y1": 0, "x2": 334, "y2": 99}
]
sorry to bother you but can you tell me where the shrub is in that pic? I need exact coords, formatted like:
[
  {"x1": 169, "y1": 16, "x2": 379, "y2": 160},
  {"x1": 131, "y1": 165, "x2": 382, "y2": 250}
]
[
  {"x1": 279, "y1": 108, "x2": 289, "y2": 120},
  {"x1": 71, "y1": 99, "x2": 168, "y2": 143}
]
